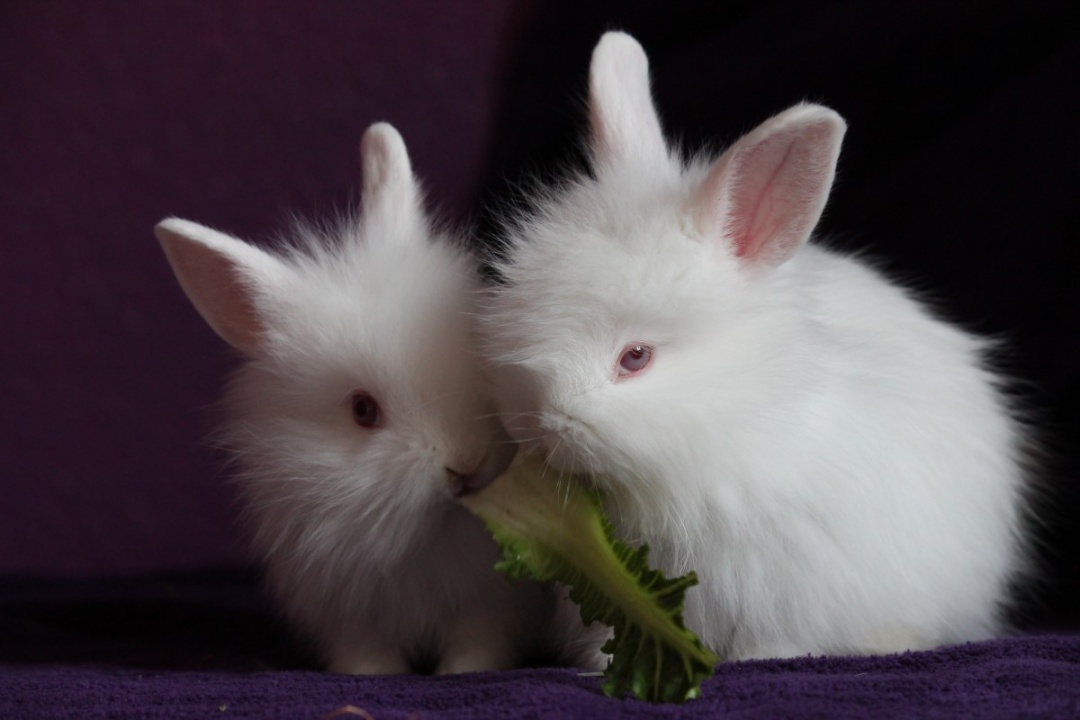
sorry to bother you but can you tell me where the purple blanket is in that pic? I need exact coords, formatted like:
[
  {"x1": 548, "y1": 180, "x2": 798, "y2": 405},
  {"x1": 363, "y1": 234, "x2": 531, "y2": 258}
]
[
  {"x1": 4, "y1": 638, "x2": 1078, "y2": 719},
  {"x1": 1, "y1": 575, "x2": 1078, "y2": 719}
]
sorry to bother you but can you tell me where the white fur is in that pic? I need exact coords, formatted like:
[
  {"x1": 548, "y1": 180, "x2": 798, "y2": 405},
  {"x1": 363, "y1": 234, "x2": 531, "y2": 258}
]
[
  {"x1": 156, "y1": 123, "x2": 572, "y2": 674},
  {"x1": 481, "y1": 33, "x2": 1032, "y2": 660}
]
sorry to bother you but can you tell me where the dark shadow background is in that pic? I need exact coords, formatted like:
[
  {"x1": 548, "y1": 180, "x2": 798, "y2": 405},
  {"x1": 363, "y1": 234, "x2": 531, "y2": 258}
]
[{"x1": 1, "y1": 0, "x2": 1076, "y2": 671}]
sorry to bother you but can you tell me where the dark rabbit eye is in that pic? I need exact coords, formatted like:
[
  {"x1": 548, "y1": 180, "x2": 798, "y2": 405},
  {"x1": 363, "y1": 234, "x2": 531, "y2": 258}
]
[
  {"x1": 351, "y1": 392, "x2": 381, "y2": 428},
  {"x1": 617, "y1": 344, "x2": 654, "y2": 378}
]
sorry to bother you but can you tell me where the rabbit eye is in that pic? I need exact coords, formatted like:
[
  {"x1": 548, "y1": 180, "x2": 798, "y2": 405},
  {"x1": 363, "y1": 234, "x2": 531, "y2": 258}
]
[
  {"x1": 617, "y1": 343, "x2": 654, "y2": 378},
  {"x1": 351, "y1": 392, "x2": 381, "y2": 428}
]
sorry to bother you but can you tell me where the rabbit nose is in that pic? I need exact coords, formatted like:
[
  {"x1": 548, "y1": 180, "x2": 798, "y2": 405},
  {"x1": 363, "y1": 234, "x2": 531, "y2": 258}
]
[
  {"x1": 446, "y1": 468, "x2": 467, "y2": 497},
  {"x1": 450, "y1": 433, "x2": 519, "y2": 498}
]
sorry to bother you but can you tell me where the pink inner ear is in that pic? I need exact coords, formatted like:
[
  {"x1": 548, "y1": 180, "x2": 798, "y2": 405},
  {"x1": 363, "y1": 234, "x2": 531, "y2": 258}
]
[
  {"x1": 698, "y1": 112, "x2": 842, "y2": 268},
  {"x1": 730, "y1": 140, "x2": 797, "y2": 259},
  {"x1": 730, "y1": 131, "x2": 828, "y2": 263},
  {"x1": 161, "y1": 234, "x2": 266, "y2": 357},
  {"x1": 189, "y1": 261, "x2": 264, "y2": 355}
]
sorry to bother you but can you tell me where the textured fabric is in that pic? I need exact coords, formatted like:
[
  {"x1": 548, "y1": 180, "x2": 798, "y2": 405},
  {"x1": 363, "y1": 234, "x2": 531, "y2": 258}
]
[
  {"x1": 2, "y1": 637, "x2": 1079, "y2": 719},
  {"x1": 2, "y1": 575, "x2": 1079, "y2": 718}
]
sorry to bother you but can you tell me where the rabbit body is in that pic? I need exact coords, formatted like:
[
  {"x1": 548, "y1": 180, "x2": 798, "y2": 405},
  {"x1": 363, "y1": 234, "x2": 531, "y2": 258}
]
[
  {"x1": 481, "y1": 33, "x2": 1031, "y2": 660},
  {"x1": 157, "y1": 124, "x2": 557, "y2": 674}
]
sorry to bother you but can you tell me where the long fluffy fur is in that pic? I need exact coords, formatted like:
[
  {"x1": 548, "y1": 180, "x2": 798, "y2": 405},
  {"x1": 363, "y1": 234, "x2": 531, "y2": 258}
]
[
  {"x1": 480, "y1": 33, "x2": 1033, "y2": 661},
  {"x1": 159, "y1": 125, "x2": 580, "y2": 674},
  {"x1": 221, "y1": 214, "x2": 548, "y2": 672}
]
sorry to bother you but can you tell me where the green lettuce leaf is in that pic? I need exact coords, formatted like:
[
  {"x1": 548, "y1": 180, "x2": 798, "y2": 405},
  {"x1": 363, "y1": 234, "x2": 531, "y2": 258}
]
[{"x1": 460, "y1": 454, "x2": 719, "y2": 702}]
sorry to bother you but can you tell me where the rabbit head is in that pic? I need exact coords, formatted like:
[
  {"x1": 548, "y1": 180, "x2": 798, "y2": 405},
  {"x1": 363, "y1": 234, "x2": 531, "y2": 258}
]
[
  {"x1": 483, "y1": 33, "x2": 846, "y2": 520},
  {"x1": 157, "y1": 123, "x2": 506, "y2": 570}
]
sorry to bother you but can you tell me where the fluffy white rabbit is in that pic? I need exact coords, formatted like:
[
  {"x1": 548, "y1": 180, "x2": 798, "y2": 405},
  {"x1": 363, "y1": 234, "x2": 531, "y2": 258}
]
[
  {"x1": 480, "y1": 32, "x2": 1033, "y2": 660},
  {"x1": 156, "y1": 123, "x2": 562, "y2": 674}
]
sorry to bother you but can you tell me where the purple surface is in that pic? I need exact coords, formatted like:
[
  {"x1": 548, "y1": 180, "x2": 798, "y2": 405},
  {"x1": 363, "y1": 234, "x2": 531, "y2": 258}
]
[
  {"x1": 1, "y1": 574, "x2": 1078, "y2": 718},
  {"x1": 3, "y1": 636, "x2": 1079, "y2": 719}
]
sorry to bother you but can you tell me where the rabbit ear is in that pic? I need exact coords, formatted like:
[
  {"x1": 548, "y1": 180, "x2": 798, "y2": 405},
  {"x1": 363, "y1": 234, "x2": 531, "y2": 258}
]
[
  {"x1": 588, "y1": 32, "x2": 669, "y2": 172},
  {"x1": 155, "y1": 218, "x2": 290, "y2": 357},
  {"x1": 359, "y1": 122, "x2": 424, "y2": 240},
  {"x1": 693, "y1": 103, "x2": 846, "y2": 268}
]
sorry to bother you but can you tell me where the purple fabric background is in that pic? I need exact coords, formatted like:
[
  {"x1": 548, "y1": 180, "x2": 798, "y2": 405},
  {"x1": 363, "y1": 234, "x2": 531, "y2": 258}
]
[
  {"x1": 1, "y1": 0, "x2": 522, "y2": 577},
  {"x1": 3, "y1": 637, "x2": 1079, "y2": 720},
  {"x1": 2, "y1": 1, "x2": 1079, "y2": 717},
  {"x1": 2, "y1": 574, "x2": 1079, "y2": 717}
]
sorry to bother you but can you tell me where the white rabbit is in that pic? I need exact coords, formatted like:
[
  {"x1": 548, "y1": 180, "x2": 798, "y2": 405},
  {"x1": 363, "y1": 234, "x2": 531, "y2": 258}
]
[
  {"x1": 156, "y1": 123, "x2": 563, "y2": 674},
  {"x1": 480, "y1": 32, "x2": 1033, "y2": 661}
]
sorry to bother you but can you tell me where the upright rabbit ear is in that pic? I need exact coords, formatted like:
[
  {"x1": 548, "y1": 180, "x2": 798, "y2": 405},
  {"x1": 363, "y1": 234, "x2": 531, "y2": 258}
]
[
  {"x1": 588, "y1": 32, "x2": 669, "y2": 173},
  {"x1": 359, "y1": 122, "x2": 424, "y2": 240},
  {"x1": 692, "y1": 103, "x2": 846, "y2": 269},
  {"x1": 155, "y1": 218, "x2": 290, "y2": 357}
]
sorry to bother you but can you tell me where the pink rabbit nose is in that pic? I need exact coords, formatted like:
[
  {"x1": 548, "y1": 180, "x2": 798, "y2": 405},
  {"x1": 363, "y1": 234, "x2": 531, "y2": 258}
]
[
  {"x1": 446, "y1": 468, "x2": 467, "y2": 498},
  {"x1": 450, "y1": 431, "x2": 519, "y2": 498}
]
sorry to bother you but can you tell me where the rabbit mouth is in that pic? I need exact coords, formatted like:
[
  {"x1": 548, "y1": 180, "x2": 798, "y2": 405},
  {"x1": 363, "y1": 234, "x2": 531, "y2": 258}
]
[
  {"x1": 533, "y1": 412, "x2": 646, "y2": 499},
  {"x1": 532, "y1": 410, "x2": 606, "y2": 479},
  {"x1": 447, "y1": 424, "x2": 521, "y2": 498}
]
